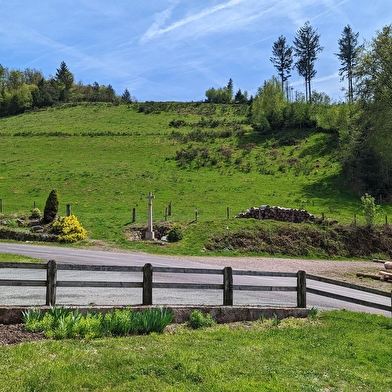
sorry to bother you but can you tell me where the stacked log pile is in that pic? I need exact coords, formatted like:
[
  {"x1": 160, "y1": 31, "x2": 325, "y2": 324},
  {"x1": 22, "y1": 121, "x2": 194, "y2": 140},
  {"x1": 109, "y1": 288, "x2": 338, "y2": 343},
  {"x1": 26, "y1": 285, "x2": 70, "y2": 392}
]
[
  {"x1": 236, "y1": 205, "x2": 314, "y2": 223},
  {"x1": 379, "y1": 261, "x2": 392, "y2": 282},
  {"x1": 356, "y1": 260, "x2": 392, "y2": 282}
]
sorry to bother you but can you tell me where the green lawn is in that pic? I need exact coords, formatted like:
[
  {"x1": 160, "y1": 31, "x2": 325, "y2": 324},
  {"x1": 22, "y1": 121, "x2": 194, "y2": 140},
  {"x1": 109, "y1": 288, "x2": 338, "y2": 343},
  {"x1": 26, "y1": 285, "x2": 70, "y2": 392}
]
[
  {"x1": 0, "y1": 310, "x2": 391, "y2": 391},
  {"x1": 0, "y1": 253, "x2": 42, "y2": 263}
]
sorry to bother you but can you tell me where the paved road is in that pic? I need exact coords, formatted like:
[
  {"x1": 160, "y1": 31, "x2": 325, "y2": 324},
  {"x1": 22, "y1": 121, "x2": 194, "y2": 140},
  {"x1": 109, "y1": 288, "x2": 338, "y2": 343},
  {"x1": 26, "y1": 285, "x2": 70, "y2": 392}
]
[{"x1": 0, "y1": 243, "x2": 390, "y2": 317}]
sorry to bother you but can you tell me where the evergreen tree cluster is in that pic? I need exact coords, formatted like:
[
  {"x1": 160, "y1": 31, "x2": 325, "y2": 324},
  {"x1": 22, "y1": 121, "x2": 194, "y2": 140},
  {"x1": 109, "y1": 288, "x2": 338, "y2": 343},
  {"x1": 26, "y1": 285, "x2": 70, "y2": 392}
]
[{"x1": 0, "y1": 61, "x2": 133, "y2": 116}]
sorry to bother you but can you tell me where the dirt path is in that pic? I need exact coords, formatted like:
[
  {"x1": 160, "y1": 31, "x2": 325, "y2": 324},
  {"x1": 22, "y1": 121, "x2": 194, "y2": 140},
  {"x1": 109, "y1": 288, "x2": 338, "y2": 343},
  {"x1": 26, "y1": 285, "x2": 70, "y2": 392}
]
[{"x1": 176, "y1": 255, "x2": 391, "y2": 291}]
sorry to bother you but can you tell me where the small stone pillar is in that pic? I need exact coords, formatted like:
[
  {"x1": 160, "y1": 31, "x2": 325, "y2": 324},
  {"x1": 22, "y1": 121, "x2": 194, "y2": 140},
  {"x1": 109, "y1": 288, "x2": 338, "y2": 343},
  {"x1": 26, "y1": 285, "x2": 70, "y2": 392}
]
[{"x1": 145, "y1": 192, "x2": 155, "y2": 240}]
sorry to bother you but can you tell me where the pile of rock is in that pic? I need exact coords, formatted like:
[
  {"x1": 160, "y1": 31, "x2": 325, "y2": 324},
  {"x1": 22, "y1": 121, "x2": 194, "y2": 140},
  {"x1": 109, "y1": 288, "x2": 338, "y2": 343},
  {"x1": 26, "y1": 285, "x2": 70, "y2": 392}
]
[{"x1": 236, "y1": 205, "x2": 314, "y2": 223}]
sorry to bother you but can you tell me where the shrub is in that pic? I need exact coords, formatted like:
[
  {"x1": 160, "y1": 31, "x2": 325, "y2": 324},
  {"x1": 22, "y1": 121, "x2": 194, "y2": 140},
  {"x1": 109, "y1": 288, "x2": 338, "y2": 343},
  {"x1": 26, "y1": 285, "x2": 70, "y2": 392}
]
[
  {"x1": 189, "y1": 310, "x2": 214, "y2": 329},
  {"x1": 52, "y1": 214, "x2": 87, "y2": 242},
  {"x1": 361, "y1": 193, "x2": 379, "y2": 227},
  {"x1": 167, "y1": 223, "x2": 183, "y2": 242},
  {"x1": 43, "y1": 189, "x2": 59, "y2": 223},
  {"x1": 30, "y1": 208, "x2": 41, "y2": 219}
]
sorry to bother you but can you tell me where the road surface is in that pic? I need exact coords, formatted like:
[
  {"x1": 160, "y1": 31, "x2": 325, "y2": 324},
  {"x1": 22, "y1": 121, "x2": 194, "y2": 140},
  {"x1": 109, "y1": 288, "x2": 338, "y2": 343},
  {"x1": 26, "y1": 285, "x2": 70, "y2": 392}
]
[{"x1": 0, "y1": 243, "x2": 390, "y2": 317}]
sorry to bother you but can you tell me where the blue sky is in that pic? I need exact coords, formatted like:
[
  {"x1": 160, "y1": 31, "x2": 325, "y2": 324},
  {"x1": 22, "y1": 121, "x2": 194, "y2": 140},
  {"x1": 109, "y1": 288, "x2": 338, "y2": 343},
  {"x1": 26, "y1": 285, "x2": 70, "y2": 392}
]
[{"x1": 0, "y1": 1, "x2": 391, "y2": 102}]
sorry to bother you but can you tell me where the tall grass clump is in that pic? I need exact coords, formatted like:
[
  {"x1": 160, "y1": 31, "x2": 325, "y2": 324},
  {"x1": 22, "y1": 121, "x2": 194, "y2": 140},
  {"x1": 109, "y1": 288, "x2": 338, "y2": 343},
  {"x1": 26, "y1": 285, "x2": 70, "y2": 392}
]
[{"x1": 23, "y1": 306, "x2": 173, "y2": 339}]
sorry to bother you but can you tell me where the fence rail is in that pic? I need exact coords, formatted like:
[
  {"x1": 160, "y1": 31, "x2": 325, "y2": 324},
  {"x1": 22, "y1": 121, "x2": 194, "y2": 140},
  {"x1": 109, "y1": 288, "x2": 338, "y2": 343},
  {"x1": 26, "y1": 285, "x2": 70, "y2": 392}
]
[
  {"x1": 0, "y1": 261, "x2": 391, "y2": 314},
  {"x1": 307, "y1": 274, "x2": 391, "y2": 313}
]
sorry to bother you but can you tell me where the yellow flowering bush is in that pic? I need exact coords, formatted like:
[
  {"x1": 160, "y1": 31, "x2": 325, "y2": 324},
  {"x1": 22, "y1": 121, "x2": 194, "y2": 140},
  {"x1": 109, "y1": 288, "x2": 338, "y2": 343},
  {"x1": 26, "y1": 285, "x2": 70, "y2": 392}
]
[{"x1": 52, "y1": 215, "x2": 87, "y2": 243}]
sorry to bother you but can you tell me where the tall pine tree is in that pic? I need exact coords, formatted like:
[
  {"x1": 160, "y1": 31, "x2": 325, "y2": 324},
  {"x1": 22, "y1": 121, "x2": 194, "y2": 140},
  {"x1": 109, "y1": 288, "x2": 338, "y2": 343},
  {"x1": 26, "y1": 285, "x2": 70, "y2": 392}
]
[
  {"x1": 55, "y1": 61, "x2": 74, "y2": 102},
  {"x1": 293, "y1": 22, "x2": 323, "y2": 103},
  {"x1": 270, "y1": 35, "x2": 293, "y2": 95},
  {"x1": 336, "y1": 25, "x2": 361, "y2": 103}
]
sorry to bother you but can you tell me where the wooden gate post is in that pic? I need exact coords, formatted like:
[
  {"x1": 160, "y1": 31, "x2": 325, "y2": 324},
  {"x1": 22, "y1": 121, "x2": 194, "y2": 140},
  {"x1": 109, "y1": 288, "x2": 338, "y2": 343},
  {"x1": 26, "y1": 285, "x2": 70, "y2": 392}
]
[
  {"x1": 223, "y1": 267, "x2": 233, "y2": 306},
  {"x1": 143, "y1": 263, "x2": 153, "y2": 306},
  {"x1": 46, "y1": 260, "x2": 57, "y2": 306},
  {"x1": 297, "y1": 270, "x2": 306, "y2": 308}
]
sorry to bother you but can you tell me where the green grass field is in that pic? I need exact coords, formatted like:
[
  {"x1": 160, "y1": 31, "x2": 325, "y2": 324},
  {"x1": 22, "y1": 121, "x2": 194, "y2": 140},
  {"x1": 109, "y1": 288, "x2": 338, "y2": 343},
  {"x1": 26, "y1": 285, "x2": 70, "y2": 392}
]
[
  {"x1": 1, "y1": 310, "x2": 391, "y2": 391},
  {"x1": 1, "y1": 102, "x2": 391, "y2": 253}
]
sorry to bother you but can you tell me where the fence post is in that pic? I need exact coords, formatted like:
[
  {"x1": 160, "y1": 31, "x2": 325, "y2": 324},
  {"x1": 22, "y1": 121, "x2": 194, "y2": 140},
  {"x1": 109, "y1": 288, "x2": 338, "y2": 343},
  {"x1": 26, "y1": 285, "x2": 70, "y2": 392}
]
[
  {"x1": 132, "y1": 208, "x2": 136, "y2": 223},
  {"x1": 297, "y1": 270, "x2": 306, "y2": 308},
  {"x1": 223, "y1": 267, "x2": 233, "y2": 306},
  {"x1": 0, "y1": 198, "x2": 2, "y2": 213},
  {"x1": 46, "y1": 260, "x2": 57, "y2": 306},
  {"x1": 143, "y1": 263, "x2": 153, "y2": 306}
]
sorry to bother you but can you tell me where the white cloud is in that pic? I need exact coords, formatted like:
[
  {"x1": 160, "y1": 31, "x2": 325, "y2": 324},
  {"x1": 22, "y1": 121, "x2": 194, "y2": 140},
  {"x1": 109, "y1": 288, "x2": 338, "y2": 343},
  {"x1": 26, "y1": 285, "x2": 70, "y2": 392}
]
[{"x1": 139, "y1": 0, "x2": 247, "y2": 44}]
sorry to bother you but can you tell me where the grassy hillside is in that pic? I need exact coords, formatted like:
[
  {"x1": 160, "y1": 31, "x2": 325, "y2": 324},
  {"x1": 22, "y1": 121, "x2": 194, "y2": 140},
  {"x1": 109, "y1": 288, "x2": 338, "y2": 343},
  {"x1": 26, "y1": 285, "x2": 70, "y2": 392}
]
[{"x1": 1, "y1": 102, "x2": 391, "y2": 254}]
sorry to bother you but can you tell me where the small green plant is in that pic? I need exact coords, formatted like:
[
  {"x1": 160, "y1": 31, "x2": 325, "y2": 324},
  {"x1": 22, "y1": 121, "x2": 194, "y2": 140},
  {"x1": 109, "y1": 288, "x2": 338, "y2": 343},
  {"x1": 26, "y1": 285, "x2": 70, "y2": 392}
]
[
  {"x1": 167, "y1": 223, "x2": 183, "y2": 243},
  {"x1": 52, "y1": 214, "x2": 87, "y2": 242},
  {"x1": 30, "y1": 208, "x2": 41, "y2": 219},
  {"x1": 272, "y1": 313, "x2": 281, "y2": 326},
  {"x1": 308, "y1": 307, "x2": 319, "y2": 320},
  {"x1": 189, "y1": 310, "x2": 214, "y2": 329},
  {"x1": 361, "y1": 193, "x2": 380, "y2": 226},
  {"x1": 4, "y1": 219, "x2": 18, "y2": 228}
]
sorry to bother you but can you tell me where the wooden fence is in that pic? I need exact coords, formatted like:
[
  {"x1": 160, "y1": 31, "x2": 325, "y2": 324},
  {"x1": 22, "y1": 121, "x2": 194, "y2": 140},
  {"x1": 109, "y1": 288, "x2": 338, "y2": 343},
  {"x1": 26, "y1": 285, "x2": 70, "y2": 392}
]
[{"x1": 0, "y1": 261, "x2": 390, "y2": 314}]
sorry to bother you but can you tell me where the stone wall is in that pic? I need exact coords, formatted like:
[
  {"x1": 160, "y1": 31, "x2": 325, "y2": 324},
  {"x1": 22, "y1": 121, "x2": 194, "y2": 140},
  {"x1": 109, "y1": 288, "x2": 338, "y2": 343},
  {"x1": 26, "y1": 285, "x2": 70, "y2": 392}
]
[
  {"x1": 0, "y1": 227, "x2": 58, "y2": 242},
  {"x1": 236, "y1": 205, "x2": 314, "y2": 223}
]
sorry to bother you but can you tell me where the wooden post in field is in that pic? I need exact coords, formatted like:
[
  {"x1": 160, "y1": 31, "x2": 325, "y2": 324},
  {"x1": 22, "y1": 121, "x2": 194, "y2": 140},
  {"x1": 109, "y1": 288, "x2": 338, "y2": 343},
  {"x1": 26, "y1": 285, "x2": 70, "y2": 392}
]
[
  {"x1": 165, "y1": 207, "x2": 168, "y2": 221},
  {"x1": 132, "y1": 208, "x2": 136, "y2": 223},
  {"x1": 353, "y1": 214, "x2": 357, "y2": 226},
  {"x1": 0, "y1": 199, "x2": 2, "y2": 213},
  {"x1": 297, "y1": 270, "x2": 306, "y2": 308},
  {"x1": 46, "y1": 260, "x2": 57, "y2": 306},
  {"x1": 168, "y1": 201, "x2": 172, "y2": 216},
  {"x1": 226, "y1": 207, "x2": 230, "y2": 220},
  {"x1": 66, "y1": 204, "x2": 71, "y2": 217},
  {"x1": 223, "y1": 267, "x2": 233, "y2": 306},
  {"x1": 143, "y1": 263, "x2": 153, "y2": 306},
  {"x1": 386, "y1": 216, "x2": 388, "y2": 226},
  {"x1": 195, "y1": 208, "x2": 198, "y2": 222}
]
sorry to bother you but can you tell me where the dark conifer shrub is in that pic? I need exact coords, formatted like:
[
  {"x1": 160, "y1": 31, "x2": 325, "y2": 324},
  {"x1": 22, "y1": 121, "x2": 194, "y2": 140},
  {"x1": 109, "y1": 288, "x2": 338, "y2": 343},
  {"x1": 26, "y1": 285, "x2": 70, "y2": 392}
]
[{"x1": 43, "y1": 189, "x2": 59, "y2": 223}]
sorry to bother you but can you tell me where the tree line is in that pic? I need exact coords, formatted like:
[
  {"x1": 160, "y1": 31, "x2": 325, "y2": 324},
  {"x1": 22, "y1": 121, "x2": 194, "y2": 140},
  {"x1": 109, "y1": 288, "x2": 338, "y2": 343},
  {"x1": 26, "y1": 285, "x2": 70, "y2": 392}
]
[
  {"x1": 205, "y1": 23, "x2": 392, "y2": 201},
  {"x1": 0, "y1": 61, "x2": 133, "y2": 116},
  {"x1": 205, "y1": 22, "x2": 359, "y2": 105}
]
